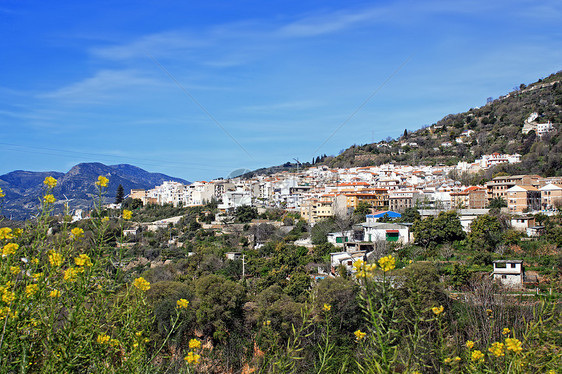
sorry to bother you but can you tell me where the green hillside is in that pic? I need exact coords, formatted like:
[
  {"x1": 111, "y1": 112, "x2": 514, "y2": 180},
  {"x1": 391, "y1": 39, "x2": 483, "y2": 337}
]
[{"x1": 325, "y1": 70, "x2": 562, "y2": 178}]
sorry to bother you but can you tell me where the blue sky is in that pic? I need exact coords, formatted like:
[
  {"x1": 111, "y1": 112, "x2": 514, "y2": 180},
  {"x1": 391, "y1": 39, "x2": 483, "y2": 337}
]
[{"x1": 1, "y1": 0, "x2": 561, "y2": 181}]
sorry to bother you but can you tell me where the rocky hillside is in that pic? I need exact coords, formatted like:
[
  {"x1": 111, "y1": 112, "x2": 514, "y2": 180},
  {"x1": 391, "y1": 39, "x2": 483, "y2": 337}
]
[
  {"x1": 0, "y1": 163, "x2": 189, "y2": 220},
  {"x1": 323, "y1": 70, "x2": 562, "y2": 178}
]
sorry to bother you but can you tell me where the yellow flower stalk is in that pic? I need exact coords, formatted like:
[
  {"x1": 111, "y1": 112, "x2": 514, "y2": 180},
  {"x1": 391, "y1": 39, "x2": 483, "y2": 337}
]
[
  {"x1": 49, "y1": 289, "x2": 61, "y2": 298},
  {"x1": 505, "y1": 338, "x2": 522, "y2": 353},
  {"x1": 2, "y1": 290, "x2": 16, "y2": 303},
  {"x1": 71, "y1": 227, "x2": 84, "y2": 239},
  {"x1": 25, "y1": 284, "x2": 39, "y2": 297},
  {"x1": 189, "y1": 338, "x2": 202, "y2": 349},
  {"x1": 471, "y1": 350, "x2": 484, "y2": 362},
  {"x1": 185, "y1": 351, "x2": 200, "y2": 364},
  {"x1": 466, "y1": 340, "x2": 475, "y2": 349},
  {"x1": 177, "y1": 298, "x2": 189, "y2": 308},
  {"x1": 354, "y1": 329, "x2": 366, "y2": 341},
  {"x1": 2, "y1": 243, "x2": 18, "y2": 256},
  {"x1": 378, "y1": 255, "x2": 396, "y2": 272},
  {"x1": 74, "y1": 254, "x2": 92, "y2": 267},
  {"x1": 43, "y1": 176, "x2": 58, "y2": 188},
  {"x1": 489, "y1": 342, "x2": 505, "y2": 357},
  {"x1": 122, "y1": 209, "x2": 132, "y2": 220},
  {"x1": 133, "y1": 277, "x2": 150, "y2": 291},
  {"x1": 0, "y1": 227, "x2": 14, "y2": 240},
  {"x1": 95, "y1": 175, "x2": 109, "y2": 187},
  {"x1": 432, "y1": 305, "x2": 444, "y2": 315},
  {"x1": 97, "y1": 334, "x2": 111, "y2": 344},
  {"x1": 48, "y1": 251, "x2": 63, "y2": 267},
  {"x1": 0, "y1": 187, "x2": 4, "y2": 198},
  {"x1": 64, "y1": 267, "x2": 79, "y2": 282},
  {"x1": 323, "y1": 303, "x2": 331, "y2": 312},
  {"x1": 9, "y1": 266, "x2": 20, "y2": 275},
  {"x1": 43, "y1": 194, "x2": 56, "y2": 204},
  {"x1": 502, "y1": 327, "x2": 510, "y2": 335}
]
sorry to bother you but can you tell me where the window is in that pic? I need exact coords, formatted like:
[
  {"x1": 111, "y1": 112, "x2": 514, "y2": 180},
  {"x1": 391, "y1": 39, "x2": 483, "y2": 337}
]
[
  {"x1": 502, "y1": 275, "x2": 507, "y2": 279},
  {"x1": 510, "y1": 263, "x2": 517, "y2": 268}
]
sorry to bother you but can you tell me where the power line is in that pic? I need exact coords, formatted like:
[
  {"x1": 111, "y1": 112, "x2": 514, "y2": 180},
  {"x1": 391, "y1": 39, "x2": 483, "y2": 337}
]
[
  {"x1": 312, "y1": 53, "x2": 414, "y2": 156},
  {"x1": 0, "y1": 142, "x2": 232, "y2": 172},
  {"x1": 146, "y1": 53, "x2": 254, "y2": 161}
]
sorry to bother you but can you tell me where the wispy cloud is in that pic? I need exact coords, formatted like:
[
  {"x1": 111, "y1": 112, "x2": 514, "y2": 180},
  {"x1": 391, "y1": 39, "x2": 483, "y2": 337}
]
[{"x1": 39, "y1": 69, "x2": 164, "y2": 104}]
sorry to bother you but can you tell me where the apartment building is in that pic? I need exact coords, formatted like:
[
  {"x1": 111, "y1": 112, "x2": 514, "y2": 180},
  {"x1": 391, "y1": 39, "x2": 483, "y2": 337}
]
[
  {"x1": 485, "y1": 175, "x2": 541, "y2": 201},
  {"x1": 540, "y1": 183, "x2": 562, "y2": 210},
  {"x1": 506, "y1": 185, "x2": 541, "y2": 213}
]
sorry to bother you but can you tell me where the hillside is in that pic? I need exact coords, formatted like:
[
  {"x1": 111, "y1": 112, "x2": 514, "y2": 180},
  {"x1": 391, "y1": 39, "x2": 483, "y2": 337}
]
[
  {"x1": 324, "y1": 70, "x2": 562, "y2": 178},
  {"x1": 0, "y1": 163, "x2": 189, "y2": 220}
]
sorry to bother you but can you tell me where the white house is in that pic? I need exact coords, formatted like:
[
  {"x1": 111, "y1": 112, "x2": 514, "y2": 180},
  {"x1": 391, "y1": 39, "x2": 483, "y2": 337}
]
[
  {"x1": 361, "y1": 223, "x2": 410, "y2": 244},
  {"x1": 492, "y1": 260, "x2": 524, "y2": 288},
  {"x1": 330, "y1": 251, "x2": 366, "y2": 275},
  {"x1": 327, "y1": 231, "x2": 354, "y2": 247}
]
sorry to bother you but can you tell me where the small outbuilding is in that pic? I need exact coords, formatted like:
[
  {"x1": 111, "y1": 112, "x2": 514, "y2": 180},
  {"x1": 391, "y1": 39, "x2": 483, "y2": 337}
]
[{"x1": 492, "y1": 260, "x2": 524, "y2": 288}]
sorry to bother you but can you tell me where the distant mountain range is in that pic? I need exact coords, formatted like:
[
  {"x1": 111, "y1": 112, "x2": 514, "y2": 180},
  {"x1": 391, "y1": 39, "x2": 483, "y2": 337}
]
[{"x1": 0, "y1": 163, "x2": 189, "y2": 220}]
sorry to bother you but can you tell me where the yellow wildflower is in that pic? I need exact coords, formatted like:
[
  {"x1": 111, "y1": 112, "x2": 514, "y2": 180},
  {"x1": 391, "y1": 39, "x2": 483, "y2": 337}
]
[
  {"x1": 122, "y1": 209, "x2": 132, "y2": 220},
  {"x1": 263, "y1": 320, "x2": 271, "y2": 326},
  {"x1": 432, "y1": 305, "x2": 444, "y2": 315},
  {"x1": 97, "y1": 334, "x2": 111, "y2": 344},
  {"x1": 444, "y1": 357, "x2": 452, "y2": 364},
  {"x1": 135, "y1": 331, "x2": 143, "y2": 337},
  {"x1": 505, "y1": 338, "x2": 522, "y2": 353},
  {"x1": 489, "y1": 342, "x2": 505, "y2": 357},
  {"x1": 75, "y1": 254, "x2": 92, "y2": 267},
  {"x1": 133, "y1": 342, "x2": 139, "y2": 348},
  {"x1": 2, "y1": 243, "x2": 18, "y2": 256},
  {"x1": 2, "y1": 290, "x2": 15, "y2": 303},
  {"x1": 466, "y1": 340, "x2": 475, "y2": 349},
  {"x1": 453, "y1": 356, "x2": 461, "y2": 362},
  {"x1": 32, "y1": 272, "x2": 44, "y2": 280},
  {"x1": 31, "y1": 257, "x2": 39, "y2": 265},
  {"x1": 378, "y1": 255, "x2": 396, "y2": 272},
  {"x1": 64, "y1": 267, "x2": 79, "y2": 282},
  {"x1": 133, "y1": 277, "x2": 150, "y2": 291},
  {"x1": 44, "y1": 194, "x2": 56, "y2": 204},
  {"x1": 48, "y1": 251, "x2": 63, "y2": 267},
  {"x1": 176, "y1": 298, "x2": 189, "y2": 309},
  {"x1": 0, "y1": 187, "x2": 4, "y2": 198},
  {"x1": 43, "y1": 176, "x2": 58, "y2": 188},
  {"x1": 471, "y1": 350, "x2": 484, "y2": 362},
  {"x1": 10, "y1": 266, "x2": 20, "y2": 275},
  {"x1": 486, "y1": 309, "x2": 493, "y2": 317},
  {"x1": 110, "y1": 339, "x2": 120, "y2": 347},
  {"x1": 49, "y1": 289, "x2": 61, "y2": 298},
  {"x1": 184, "y1": 351, "x2": 200, "y2": 365},
  {"x1": 189, "y1": 338, "x2": 202, "y2": 349},
  {"x1": 352, "y1": 259, "x2": 364, "y2": 272},
  {"x1": 95, "y1": 176, "x2": 109, "y2": 187},
  {"x1": 323, "y1": 303, "x2": 331, "y2": 312},
  {"x1": 25, "y1": 284, "x2": 39, "y2": 297},
  {"x1": 0, "y1": 307, "x2": 11, "y2": 318},
  {"x1": 102, "y1": 217, "x2": 109, "y2": 223},
  {"x1": 71, "y1": 227, "x2": 84, "y2": 239},
  {"x1": 354, "y1": 329, "x2": 367, "y2": 341},
  {"x1": 0, "y1": 227, "x2": 13, "y2": 240},
  {"x1": 13, "y1": 228, "x2": 23, "y2": 238},
  {"x1": 502, "y1": 327, "x2": 510, "y2": 335}
]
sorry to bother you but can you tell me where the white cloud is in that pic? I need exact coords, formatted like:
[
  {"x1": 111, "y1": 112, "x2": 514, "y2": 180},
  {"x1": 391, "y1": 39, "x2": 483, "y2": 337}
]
[{"x1": 39, "y1": 69, "x2": 164, "y2": 104}]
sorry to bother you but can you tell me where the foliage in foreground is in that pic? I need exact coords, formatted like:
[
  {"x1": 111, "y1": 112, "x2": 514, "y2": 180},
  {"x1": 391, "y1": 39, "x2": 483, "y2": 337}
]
[{"x1": 1, "y1": 179, "x2": 561, "y2": 373}]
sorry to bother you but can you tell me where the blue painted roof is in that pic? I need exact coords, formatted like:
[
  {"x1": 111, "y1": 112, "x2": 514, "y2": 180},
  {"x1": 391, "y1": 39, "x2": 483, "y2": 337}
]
[{"x1": 366, "y1": 211, "x2": 401, "y2": 218}]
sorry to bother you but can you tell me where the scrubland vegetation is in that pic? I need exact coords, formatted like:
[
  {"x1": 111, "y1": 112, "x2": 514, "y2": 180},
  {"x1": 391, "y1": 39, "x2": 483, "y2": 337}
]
[{"x1": 0, "y1": 177, "x2": 561, "y2": 373}]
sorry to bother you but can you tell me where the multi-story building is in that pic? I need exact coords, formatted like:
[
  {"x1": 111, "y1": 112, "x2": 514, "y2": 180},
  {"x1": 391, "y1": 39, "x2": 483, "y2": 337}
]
[
  {"x1": 506, "y1": 185, "x2": 541, "y2": 213},
  {"x1": 388, "y1": 190, "x2": 423, "y2": 212},
  {"x1": 486, "y1": 175, "x2": 541, "y2": 201},
  {"x1": 540, "y1": 183, "x2": 562, "y2": 210}
]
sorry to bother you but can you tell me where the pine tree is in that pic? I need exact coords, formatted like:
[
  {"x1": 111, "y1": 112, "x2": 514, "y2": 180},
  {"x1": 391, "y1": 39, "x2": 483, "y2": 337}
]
[{"x1": 115, "y1": 184, "x2": 124, "y2": 204}]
